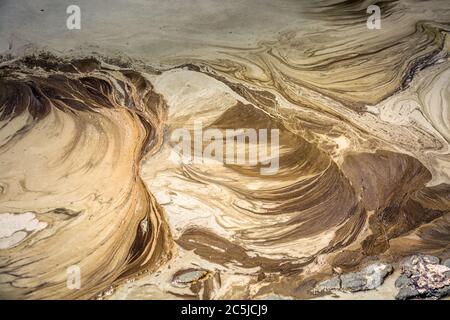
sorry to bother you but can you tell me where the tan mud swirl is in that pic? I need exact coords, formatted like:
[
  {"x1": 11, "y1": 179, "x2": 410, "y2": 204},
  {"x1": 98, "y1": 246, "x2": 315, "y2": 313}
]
[
  {"x1": 0, "y1": 57, "x2": 172, "y2": 299},
  {"x1": 173, "y1": 102, "x2": 366, "y2": 262}
]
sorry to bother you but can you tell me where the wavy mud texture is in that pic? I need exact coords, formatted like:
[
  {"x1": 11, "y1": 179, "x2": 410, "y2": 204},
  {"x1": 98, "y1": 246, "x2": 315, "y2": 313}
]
[
  {"x1": 0, "y1": 58, "x2": 173, "y2": 299},
  {"x1": 0, "y1": 0, "x2": 450, "y2": 299}
]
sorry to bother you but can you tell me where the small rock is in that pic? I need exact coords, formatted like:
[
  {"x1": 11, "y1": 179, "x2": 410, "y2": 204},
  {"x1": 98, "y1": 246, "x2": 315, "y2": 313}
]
[
  {"x1": 443, "y1": 258, "x2": 450, "y2": 269},
  {"x1": 313, "y1": 263, "x2": 393, "y2": 293},
  {"x1": 395, "y1": 274, "x2": 411, "y2": 288},
  {"x1": 400, "y1": 255, "x2": 419, "y2": 269},
  {"x1": 172, "y1": 269, "x2": 209, "y2": 287},
  {"x1": 396, "y1": 285, "x2": 419, "y2": 300},
  {"x1": 315, "y1": 276, "x2": 341, "y2": 292},
  {"x1": 422, "y1": 255, "x2": 440, "y2": 264},
  {"x1": 395, "y1": 255, "x2": 450, "y2": 300},
  {"x1": 340, "y1": 263, "x2": 393, "y2": 292},
  {"x1": 400, "y1": 254, "x2": 440, "y2": 270},
  {"x1": 433, "y1": 285, "x2": 450, "y2": 299},
  {"x1": 340, "y1": 273, "x2": 367, "y2": 292},
  {"x1": 363, "y1": 263, "x2": 393, "y2": 290}
]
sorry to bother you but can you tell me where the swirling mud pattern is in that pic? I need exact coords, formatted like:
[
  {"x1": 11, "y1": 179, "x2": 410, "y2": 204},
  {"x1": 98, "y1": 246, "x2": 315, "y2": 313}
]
[{"x1": 0, "y1": 0, "x2": 449, "y2": 299}]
